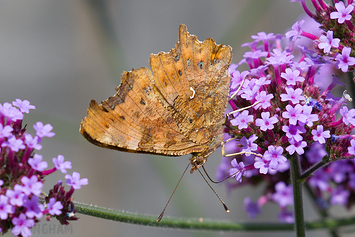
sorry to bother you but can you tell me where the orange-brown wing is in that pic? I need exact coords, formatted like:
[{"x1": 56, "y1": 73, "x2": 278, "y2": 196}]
[
  {"x1": 80, "y1": 24, "x2": 232, "y2": 157},
  {"x1": 149, "y1": 24, "x2": 232, "y2": 146},
  {"x1": 80, "y1": 67, "x2": 205, "y2": 156}
]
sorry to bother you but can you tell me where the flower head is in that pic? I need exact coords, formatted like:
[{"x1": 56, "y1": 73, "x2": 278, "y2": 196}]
[
  {"x1": 219, "y1": 11, "x2": 355, "y2": 219},
  {"x1": 0, "y1": 100, "x2": 87, "y2": 235},
  {"x1": 28, "y1": 154, "x2": 48, "y2": 171},
  {"x1": 255, "y1": 112, "x2": 278, "y2": 131},
  {"x1": 47, "y1": 197, "x2": 63, "y2": 216},
  {"x1": 230, "y1": 110, "x2": 253, "y2": 129},
  {"x1": 330, "y1": 2, "x2": 354, "y2": 24},
  {"x1": 285, "y1": 20, "x2": 304, "y2": 41},
  {"x1": 33, "y1": 122, "x2": 55, "y2": 138},
  {"x1": 1, "y1": 136, "x2": 25, "y2": 152},
  {"x1": 11, "y1": 213, "x2": 35, "y2": 237},
  {"x1": 65, "y1": 172, "x2": 89, "y2": 190},
  {"x1": 244, "y1": 197, "x2": 260, "y2": 219},
  {"x1": 272, "y1": 182, "x2": 294, "y2": 207},
  {"x1": 0, "y1": 195, "x2": 14, "y2": 220},
  {"x1": 23, "y1": 196, "x2": 44, "y2": 219},
  {"x1": 335, "y1": 47, "x2": 355, "y2": 73},
  {"x1": 263, "y1": 146, "x2": 287, "y2": 171},
  {"x1": 53, "y1": 155, "x2": 72, "y2": 174},
  {"x1": 228, "y1": 159, "x2": 245, "y2": 183},
  {"x1": 12, "y1": 99, "x2": 35, "y2": 114},
  {"x1": 318, "y1": 31, "x2": 340, "y2": 53},
  {"x1": 281, "y1": 68, "x2": 305, "y2": 86},
  {"x1": 311, "y1": 125, "x2": 330, "y2": 144}
]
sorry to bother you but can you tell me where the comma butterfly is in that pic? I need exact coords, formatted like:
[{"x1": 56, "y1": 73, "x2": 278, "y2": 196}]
[{"x1": 80, "y1": 24, "x2": 232, "y2": 173}]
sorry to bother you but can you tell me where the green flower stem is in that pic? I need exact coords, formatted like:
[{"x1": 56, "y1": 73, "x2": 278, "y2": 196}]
[
  {"x1": 74, "y1": 201, "x2": 355, "y2": 232},
  {"x1": 289, "y1": 154, "x2": 305, "y2": 237},
  {"x1": 300, "y1": 156, "x2": 329, "y2": 181}
]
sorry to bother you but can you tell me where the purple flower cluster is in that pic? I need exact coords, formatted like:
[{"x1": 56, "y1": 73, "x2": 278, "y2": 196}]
[
  {"x1": 217, "y1": 2, "x2": 355, "y2": 221},
  {"x1": 292, "y1": 0, "x2": 355, "y2": 72},
  {"x1": 0, "y1": 99, "x2": 88, "y2": 236}
]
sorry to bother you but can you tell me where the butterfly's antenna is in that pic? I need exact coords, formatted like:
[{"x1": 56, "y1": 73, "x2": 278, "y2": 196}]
[
  {"x1": 156, "y1": 163, "x2": 190, "y2": 222},
  {"x1": 210, "y1": 140, "x2": 263, "y2": 184},
  {"x1": 197, "y1": 168, "x2": 230, "y2": 213},
  {"x1": 201, "y1": 165, "x2": 234, "y2": 184}
]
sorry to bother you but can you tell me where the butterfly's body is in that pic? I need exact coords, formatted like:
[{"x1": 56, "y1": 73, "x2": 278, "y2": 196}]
[{"x1": 80, "y1": 24, "x2": 232, "y2": 173}]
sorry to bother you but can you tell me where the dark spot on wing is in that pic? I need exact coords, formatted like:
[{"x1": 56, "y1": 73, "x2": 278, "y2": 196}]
[{"x1": 140, "y1": 98, "x2": 146, "y2": 105}]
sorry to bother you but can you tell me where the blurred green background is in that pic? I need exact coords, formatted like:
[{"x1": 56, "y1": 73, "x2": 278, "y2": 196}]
[{"x1": 0, "y1": 0, "x2": 340, "y2": 236}]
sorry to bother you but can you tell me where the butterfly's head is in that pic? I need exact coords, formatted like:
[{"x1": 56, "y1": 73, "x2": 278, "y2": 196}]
[{"x1": 189, "y1": 154, "x2": 207, "y2": 173}]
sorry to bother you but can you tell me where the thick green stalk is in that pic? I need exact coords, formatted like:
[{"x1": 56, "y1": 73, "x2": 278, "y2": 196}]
[
  {"x1": 289, "y1": 154, "x2": 305, "y2": 237},
  {"x1": 74, "y1": 201, "x2": 355, "y2": 232}
]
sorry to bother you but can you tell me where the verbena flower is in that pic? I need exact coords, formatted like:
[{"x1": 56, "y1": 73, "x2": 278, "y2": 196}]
[
  {"x1": 292, "y1": 0, "x2": 355, "y2": 72},
  {"x1": 0, "y1": 99, "x2": 88, "y2": 236},
  {"x1": 217, "y1": 1, "x2": 355, "y2": 220},
  {"x1": 330, "y1": 2, "x2": 354, "y2": 24}
]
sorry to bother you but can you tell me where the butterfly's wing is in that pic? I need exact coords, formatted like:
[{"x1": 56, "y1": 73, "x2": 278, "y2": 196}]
[
  {"x1": 149, "y1": 24, "x2": 232, "y2": 149},
  {"x1": 80, "y1": 67, "x2": 205, "y2": 156},
  {"x1": 80, "y1": 24, "x2": 232, "y2": 158}
]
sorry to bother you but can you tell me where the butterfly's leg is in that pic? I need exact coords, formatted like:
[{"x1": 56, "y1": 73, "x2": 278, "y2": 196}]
[
  {"x1": 221, "y1": 137, "x2": 236, "y2": 157},
  {"x1": 221, "y1": 137, "x2": 262, "y2": 158},
  {"x1": 229, "y1": 74, "x2": 247, "y2": 100},
  {"x1": 225, "y1": 151, "x2": 262, "y2": 157},
  {"x1": 227, "y1": 101, "x2": 261, "y2": 116}
]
